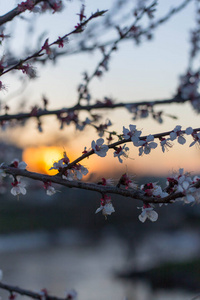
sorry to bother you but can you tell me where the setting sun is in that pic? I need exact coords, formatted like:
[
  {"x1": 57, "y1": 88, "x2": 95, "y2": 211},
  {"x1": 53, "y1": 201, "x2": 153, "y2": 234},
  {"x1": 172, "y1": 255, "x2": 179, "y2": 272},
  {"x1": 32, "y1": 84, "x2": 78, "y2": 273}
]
[{"x1": 23, "y1": 146, "x2": 67, "y2": 175}]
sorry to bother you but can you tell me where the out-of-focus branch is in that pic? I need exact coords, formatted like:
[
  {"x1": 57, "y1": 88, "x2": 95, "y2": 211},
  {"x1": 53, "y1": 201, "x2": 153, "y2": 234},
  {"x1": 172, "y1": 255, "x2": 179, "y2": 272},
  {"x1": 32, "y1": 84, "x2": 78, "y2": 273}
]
[
  {"x1": 0, "y1": 281, "x2": 66, "y2": 300},
  {"x1": 0, "y1": 0, "x2": 44, "y2": 26},
  {"x1": 0, "y1": 9, "x2": 107, "y2": 77},
  {"x1": 2, "y1": 163, "x2": 200, "y2": 204},
  {"x1": 0, "y1": 95, "x2": 188, "y2": 122}
]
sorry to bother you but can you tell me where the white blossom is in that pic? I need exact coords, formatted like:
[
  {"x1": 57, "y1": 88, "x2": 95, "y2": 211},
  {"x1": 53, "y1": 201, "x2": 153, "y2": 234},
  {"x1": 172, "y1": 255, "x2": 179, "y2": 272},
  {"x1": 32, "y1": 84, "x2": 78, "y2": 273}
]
[
  {"x1": 113, "y1": 144, "x2": 129, "y2": 163},
  {"x1": 62, "y1": 170, "x2": 74, "y2": 181},
  {"x1": 160, "y1": 138, "x2": 173, "y2": 153},
  {"x1": 91, "y1": 138, "x2": 109, "y2": 157},
  {"x1": 170, "y1": 125, "x2": 186, "y2": 144},
  {"x1": 74, "y1": 165, "x2": 88, "y2": 180},
  {"x1": 138, "y1": 205, "x2": 158, "y2": 223},
  {"x1": 11, "y1": 181, "x2": 26, "y2": 196},
  {"x1": 137, "y1": 135, "x2": 157, "y2": 155},
  {"x1": 11, "y1": 159, "x2": 27, "y2": 170},
  {"x1": 49, "y1": 153, "x2": 70, "y2": 170},
  {"x1": 189, "y1": 131, "x2": 200, "y2": 147},
  {"x1": 123, "y1": 124, "x2": 142, "y2": 145},
  {"x1": 95, "y1": 195, "x2": 115, "y2": 217},
  {"x1": 185, "y1": 127, "x2": 193, "y2": 135},
  {"x1": 46, "y1": 186, "x2": 56, "y2": 196}
]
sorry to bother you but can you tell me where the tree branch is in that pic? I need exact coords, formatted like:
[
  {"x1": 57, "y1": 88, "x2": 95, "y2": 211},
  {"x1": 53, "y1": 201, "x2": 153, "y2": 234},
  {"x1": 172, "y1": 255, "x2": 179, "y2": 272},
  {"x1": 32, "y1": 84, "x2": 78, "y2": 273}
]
[
  {"x1": 0, "y1": 0, "x2": 44, "y2": 26},
  {"x1": 0, "y1": 95, "x2": 188, "y2": 122},
  {"x1": 0, "y1": 281, "x2": 66, "y2": 300}
]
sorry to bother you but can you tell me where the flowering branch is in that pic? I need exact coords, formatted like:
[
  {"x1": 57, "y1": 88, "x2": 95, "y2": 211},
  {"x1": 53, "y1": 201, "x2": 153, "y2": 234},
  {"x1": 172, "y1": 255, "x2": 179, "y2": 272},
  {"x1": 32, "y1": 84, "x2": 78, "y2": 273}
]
[
  {"x1": 20, "y1": 0, "x2": 193, "y2": 68},
  {"x1": 0, "y1": 281, "x2": 71, "y2": 300},
  {"x1": 1, "y1": 125, "x2": 200, "y2": 207},
  {"x1": 0, "y1": 0, "x2": 44, "y2": 26},
  {"x1": 77, "y1": 1, "x2": 158, "y2": 104},
  {"x1": 1, "y1": 164, "x2": 199, "y2": 205},
  {"x1": 0, "y1": 95, "x2": 187, "y2": 123},
  {"x1": 0, "y1": 9, "x2": 107, "y2": 77}
]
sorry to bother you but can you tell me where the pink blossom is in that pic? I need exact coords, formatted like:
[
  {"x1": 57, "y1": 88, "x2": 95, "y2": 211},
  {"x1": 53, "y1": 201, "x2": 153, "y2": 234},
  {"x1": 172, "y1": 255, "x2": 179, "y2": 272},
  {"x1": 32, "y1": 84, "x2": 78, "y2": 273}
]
[
  {"x1": 77, "y1": 4, "x2": 86, "y2": 22},
  {"x1": 41, "y1": 38, "x2": 51, "y2": 55},
  {"x1": 118, "y1": 173, "x2": 137, "y2": 189},
  {"x1": 100, "y1": 178, "x2": 114, "y2": 186},
  {"x1": 17, "y1": 0, "x2": 35, "y2": 12},
  {"x1": 51, "y1": 0, "x2": 63, "y2": 13},
  {"x1": 19, "y1": 64, "x2": 37, "y2": 78}
]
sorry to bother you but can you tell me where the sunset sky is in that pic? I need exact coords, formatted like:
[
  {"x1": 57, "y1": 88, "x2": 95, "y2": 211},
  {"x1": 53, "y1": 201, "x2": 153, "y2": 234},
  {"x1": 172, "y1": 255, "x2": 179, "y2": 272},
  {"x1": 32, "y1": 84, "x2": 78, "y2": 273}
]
[{"x1": 1, "y1": 0, "x2": 200, "y2": 179}]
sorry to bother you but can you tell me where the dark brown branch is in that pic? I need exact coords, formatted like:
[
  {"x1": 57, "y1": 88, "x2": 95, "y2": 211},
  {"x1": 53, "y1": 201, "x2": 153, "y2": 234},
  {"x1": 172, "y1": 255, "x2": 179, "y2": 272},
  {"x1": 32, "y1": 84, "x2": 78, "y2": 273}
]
[
  {"x1": 1, "y1": 165, "x2": 197, "y2": 204},
  {"x1": 0, "y1": 10, "x2": 107, "y2": 77},
  {"x1": 3, "y1": 121, "x2": 200, "y2": 205},
  {"x1": 0, "y1": 0, "x2": 44, "y2": 26},
  {"x1": 0, "y1": 95, "x2": 188, "y2": 122},
  {"x1": 0, "y1": 281, "x2": 66, "y2": 300},
  {"x1": 61, "y1": 126, "x2": 200, "y2": 170}
]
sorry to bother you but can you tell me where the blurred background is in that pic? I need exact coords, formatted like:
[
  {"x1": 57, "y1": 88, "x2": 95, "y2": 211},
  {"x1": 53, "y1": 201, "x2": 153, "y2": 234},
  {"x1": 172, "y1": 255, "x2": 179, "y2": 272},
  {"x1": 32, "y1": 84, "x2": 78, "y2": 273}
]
[{"x1": 0, "y1": 0, "x2": 200, "y2": 299}]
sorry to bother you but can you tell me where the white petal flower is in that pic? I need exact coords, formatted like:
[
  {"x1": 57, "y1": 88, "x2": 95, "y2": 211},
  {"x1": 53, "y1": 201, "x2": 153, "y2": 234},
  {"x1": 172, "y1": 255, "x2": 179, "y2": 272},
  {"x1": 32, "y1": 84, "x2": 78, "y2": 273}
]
[
  {"x1": 46, "y1": 186, "x2": 56, "y2": 196},
  {"x1": 138, "y1": 135, "x2": 157, "y2": 156},
  {"x1": 170, "y1": 126, "x2": 186, "y2": 144},
  {"x1": 113, "y1": 144, "x2": 129, "y2": 163},
  {"x1": 123, "y1": 125, "x2": 141, "y2": 145},
  {"x1": 11, "y1": 159, "x2": 27, "y2": 169},
  {"x1": 185, "y1": 127, "x2": 193, "y2": 135},
  {"x1": 138, "y1": 206, "x2": 158, "y2": 223},
  {"x1": 95, "y1": 195, "x2": 115, "y2": 217},
  {"x1": 177, "y1": 136, "x2": 186, "y2": 145},
  {"x1": 11, "y1": 181, "x2": 26, "y2": 196},
  {"x1": 92, "y1": 138, "x2": 109, "y2": 157},
  {"x1": 160, "y1": 138, "x2": 173, "y2": 153}
]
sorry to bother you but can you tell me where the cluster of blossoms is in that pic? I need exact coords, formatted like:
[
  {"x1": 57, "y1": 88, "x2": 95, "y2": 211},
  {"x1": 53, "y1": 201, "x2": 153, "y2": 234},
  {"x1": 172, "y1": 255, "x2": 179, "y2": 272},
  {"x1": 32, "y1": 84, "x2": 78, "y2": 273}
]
[
  {"x1": 126, "y1": 104, "x2": 164, "y2": 123},
  {"x1": 121, "y1": 124, "x2": 200, "y2": 156},
  {"x1": 95, "y1": 194, "x2": 115, "y2": 218},
  {"x1": 177, "y1": 70, "x2": 200, "y2": 113},
  {"x1": 95, "y1": 169, "x2": 200, "y2": 222},
  {"x1": 166, "y1": 168, "x2": 200, "y2": 204},
  {"x1": 9, "y1": 159, "x2": 27, "y2": 197},
  {"x1": 18, "y1": 0, "x2": 64, "y2": 14},
  {"x1": 50, "y1": 152, "x2": 88, "y2": 181},
  {"x1": 18, "y1": 63, "x2": 37, "y2": 79}
]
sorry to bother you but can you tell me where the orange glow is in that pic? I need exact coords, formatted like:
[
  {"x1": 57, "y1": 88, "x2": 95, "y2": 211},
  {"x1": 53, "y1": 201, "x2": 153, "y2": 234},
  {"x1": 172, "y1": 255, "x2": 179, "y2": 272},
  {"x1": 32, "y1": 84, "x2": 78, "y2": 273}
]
[{"x1": 23, "y1": 146, "x2": 68, "y2": 175}]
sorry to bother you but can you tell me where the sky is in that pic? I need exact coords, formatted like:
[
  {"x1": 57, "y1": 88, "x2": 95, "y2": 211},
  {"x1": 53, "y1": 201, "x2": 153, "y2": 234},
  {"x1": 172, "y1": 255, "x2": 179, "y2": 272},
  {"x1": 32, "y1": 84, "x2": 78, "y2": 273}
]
[{"x1": 1, "y1": 0, "x2": 200, "y2": 179}]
